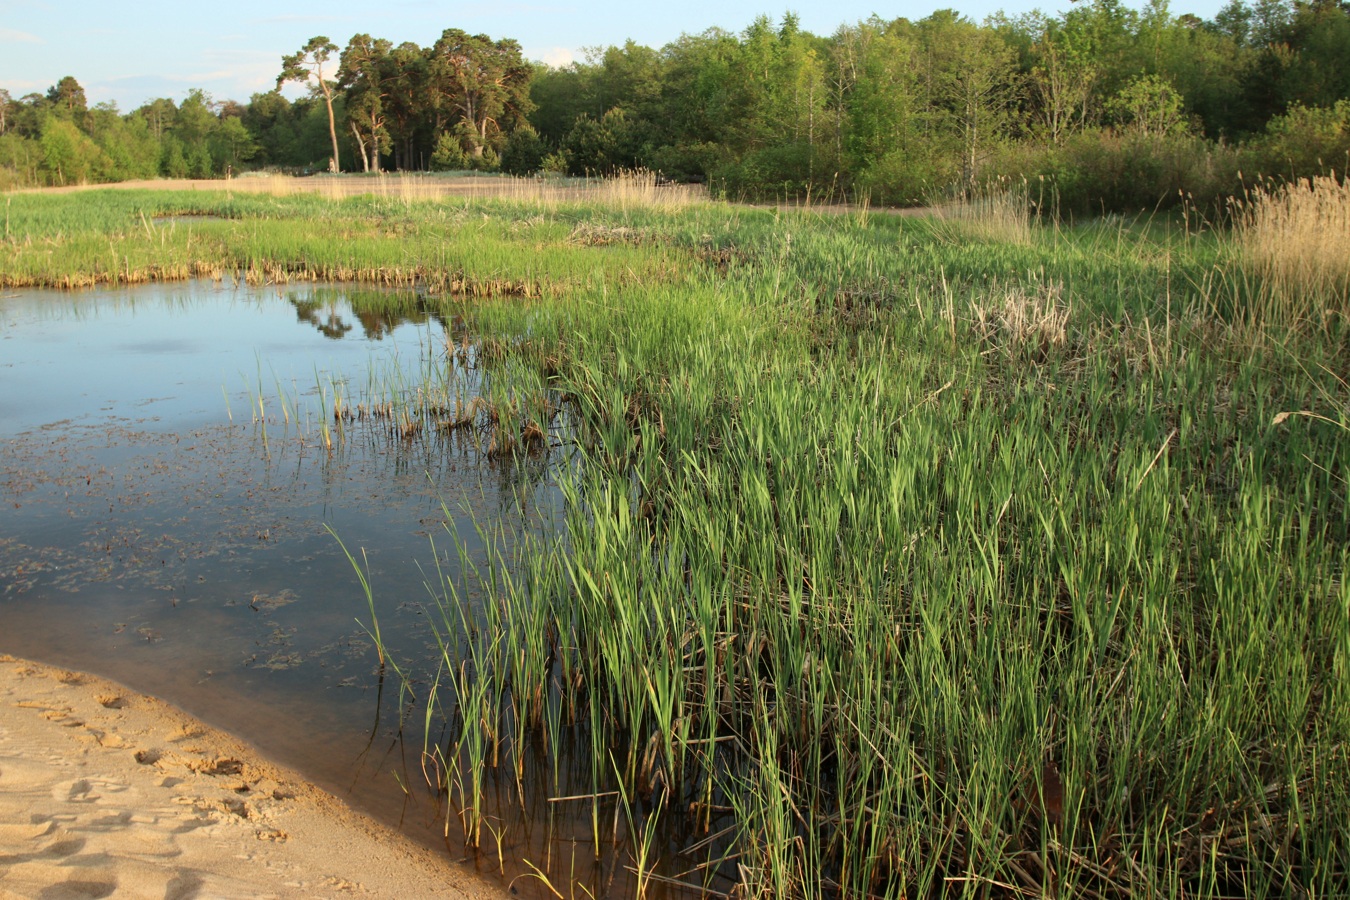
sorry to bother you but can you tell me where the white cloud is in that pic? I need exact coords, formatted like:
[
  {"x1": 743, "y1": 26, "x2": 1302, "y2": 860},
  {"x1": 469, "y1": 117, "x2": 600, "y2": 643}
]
[
  {"x1": 0, "y1": 28, "x2": 43, "y2": 44},
  {"x1": 531, "y1": 46, "x2": 576, "y2": 68}
]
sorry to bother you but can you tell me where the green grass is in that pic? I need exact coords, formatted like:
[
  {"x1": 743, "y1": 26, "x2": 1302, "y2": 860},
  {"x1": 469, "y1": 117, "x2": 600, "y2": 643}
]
[
  {"x1": 6, "y1": 186, "x2": 1347, "y2": 898},
  {"x1": 0, "y1": 189, "x2": 684, "y2": 291}
]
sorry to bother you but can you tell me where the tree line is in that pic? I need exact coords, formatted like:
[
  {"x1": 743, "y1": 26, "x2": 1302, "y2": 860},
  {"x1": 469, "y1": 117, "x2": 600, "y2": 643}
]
[{"x1": 2, "y1": 0, "x2": 1347, "y2": 211}]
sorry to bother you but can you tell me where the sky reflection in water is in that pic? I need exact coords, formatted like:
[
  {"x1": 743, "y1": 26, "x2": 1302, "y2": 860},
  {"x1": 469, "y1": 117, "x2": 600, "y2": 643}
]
[{"x1": 0, "y1": 282, "x2": 564, "y2": 870}]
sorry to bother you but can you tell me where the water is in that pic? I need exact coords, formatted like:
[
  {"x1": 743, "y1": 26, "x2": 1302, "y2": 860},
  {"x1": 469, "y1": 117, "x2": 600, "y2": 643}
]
[{"x1": 0, "y1": 282, "x2": 567, "y2": 887}]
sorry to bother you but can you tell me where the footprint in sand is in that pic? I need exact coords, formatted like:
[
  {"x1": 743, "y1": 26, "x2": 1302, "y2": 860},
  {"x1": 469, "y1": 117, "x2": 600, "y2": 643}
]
[
  {"x1": 39, "y1": 836, "x2": 86, "y2": 858},
  {"x1": 60, "y1": 778, "x2": 99, "y2": 802},
  {"x1": 36, "y1": 879, "x2": 117, "y2": 899}
]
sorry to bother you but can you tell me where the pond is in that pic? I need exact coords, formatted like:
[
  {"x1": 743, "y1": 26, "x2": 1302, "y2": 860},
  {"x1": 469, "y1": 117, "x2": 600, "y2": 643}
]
[{"x1": 0, "y1": 282, "x2": 569, "y2": 888}]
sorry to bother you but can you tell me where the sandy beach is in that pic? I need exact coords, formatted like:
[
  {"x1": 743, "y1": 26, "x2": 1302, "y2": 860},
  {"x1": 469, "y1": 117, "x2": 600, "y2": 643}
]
[{"x1": 0, "y1": 654, "x2": 502, "y2": 900}]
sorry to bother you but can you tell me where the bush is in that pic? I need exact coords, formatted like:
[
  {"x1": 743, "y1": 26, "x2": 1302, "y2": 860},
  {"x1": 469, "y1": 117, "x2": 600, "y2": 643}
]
[
  {"x1": 499, "y1": 124, "x2": 547, "y2": 176},
  {"x1": 714, "y1": 142, "x2": 817, "y2": 200},
  {"x1": 852, "y1": 144, "x2": 956, "y2": 207},
  {"x1": 430, "y1": 132, "x2": 468, "y2": 171},
  {"x1": 1244, "y1": 101, "x2": 1350, "y2": 181},
  {"x1": 645, "y1": 141, "x2": 724, "y2": 183},
  {"x1": 561, "y1": 108, "x2": 643, "y2": 176},
  {"x1": 990, "y1": 129, "x2": 1242, "y2": 216}
]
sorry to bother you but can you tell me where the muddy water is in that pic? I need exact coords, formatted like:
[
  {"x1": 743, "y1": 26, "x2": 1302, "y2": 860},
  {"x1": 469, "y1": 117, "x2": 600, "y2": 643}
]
[{"x1": 0, "y1": 282, "x2": 569, "y2": 888}]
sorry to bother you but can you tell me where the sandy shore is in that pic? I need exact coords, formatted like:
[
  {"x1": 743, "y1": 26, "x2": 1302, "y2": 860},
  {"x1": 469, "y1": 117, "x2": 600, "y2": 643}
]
[{"x1": 0, "y1": 654, "x2": 502, "y2": 900}]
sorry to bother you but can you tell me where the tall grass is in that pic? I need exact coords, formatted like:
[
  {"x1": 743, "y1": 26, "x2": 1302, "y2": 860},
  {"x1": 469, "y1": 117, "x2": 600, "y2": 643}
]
[
  {"x1": 929, "y1": 178, "x2": 1035, "y2": 246},
  {"x1": 1231, "y1": 174, "x2": 1350, "y2": 329},
  {"x1": 9, "y1": 185, "x2": 1348, "y2": 898},
  {"x1": 18, "y1": 169, "x2": 708, "y2": 211},
  {"x1": 388, "y1": 202, "x2": 1347, "y2": 898}
]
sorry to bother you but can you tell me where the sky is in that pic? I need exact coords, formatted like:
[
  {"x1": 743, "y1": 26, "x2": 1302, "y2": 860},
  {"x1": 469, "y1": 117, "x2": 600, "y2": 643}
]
[{"x1": 2, "y1": 0, "x2": 1229, "y2": 112}]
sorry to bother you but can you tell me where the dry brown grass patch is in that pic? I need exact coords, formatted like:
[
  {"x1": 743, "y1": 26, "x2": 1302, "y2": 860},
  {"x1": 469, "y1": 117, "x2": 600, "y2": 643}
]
[
  {"x1": 1232, "y1": 174, "x2": 1350, "y2": 329},
  {"x1": 931, "y1": 178, "x2": 1034, "y2": 246},
  {"x1": 974, "y1": 280, "x2": 1071, "y2": 360}
]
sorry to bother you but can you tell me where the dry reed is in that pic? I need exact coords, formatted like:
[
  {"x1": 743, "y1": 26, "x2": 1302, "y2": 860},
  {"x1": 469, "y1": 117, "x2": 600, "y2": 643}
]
[
  {"x1": 973, "y1": 279, "x2": 1071, "y2": 357},
  {"x1": 229, "y1": 169, "x2": 707, "y2": 211},
  {"x1": 1232, "y1": 174, "x2": 1350, "y2": 329},
  {"x1": 930, "y1": 178, "x2": 1034, "y2": 246}
]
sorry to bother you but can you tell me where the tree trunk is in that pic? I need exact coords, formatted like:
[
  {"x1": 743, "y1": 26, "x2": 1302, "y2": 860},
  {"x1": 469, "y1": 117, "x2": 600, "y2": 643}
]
[
  {"x1": 350, "y1": 121, "x2": 369, "y2": 173},
  {"x1": 319, "y1": 81, "x2": 341, "y2": 173},
  {"x1": 369, "y1": 111, "x2": 380, "y2": 173}
]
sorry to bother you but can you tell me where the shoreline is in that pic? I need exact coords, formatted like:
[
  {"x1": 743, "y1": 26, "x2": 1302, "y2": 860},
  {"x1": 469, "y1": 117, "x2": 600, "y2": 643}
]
[{"x1": 0, "y1": 653, "x2": 503, "y2": 899}]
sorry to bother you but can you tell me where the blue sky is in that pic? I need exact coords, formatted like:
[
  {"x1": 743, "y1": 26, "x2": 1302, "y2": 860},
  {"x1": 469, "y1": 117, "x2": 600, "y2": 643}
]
[{"x1": 3, "y1": 0, "x2": 1228, "y2": 111}]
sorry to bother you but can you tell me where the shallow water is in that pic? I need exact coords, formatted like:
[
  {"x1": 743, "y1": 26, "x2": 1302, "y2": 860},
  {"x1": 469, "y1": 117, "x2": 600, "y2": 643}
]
[{"x1": 0, "y1": 282, "x2": 567, "y2": 885}]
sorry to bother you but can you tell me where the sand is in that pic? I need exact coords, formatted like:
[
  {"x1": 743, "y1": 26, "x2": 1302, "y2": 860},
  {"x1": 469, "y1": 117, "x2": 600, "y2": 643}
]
[{"x1": 0, "y1": 654, "x2": 503, "y2": 900}]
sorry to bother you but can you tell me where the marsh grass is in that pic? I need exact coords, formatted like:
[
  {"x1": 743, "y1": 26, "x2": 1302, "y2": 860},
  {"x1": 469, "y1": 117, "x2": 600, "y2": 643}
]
[
  {"x1": 13, "y1": 186, "x2": 1349, "y2": 899},
  {"x1": 930, "y1": 178, "x2": 1035, "y2": 246},
  {"x1": 0, "y1": 179, "x2": 698, "y2": 291},
  {"x1": 1231, "y1": 174, "x2": 1350, "y2": 329},
  {"x1": 410, "y1": 204, "x2": 1348, "y2": 898},
  {"x1": 177, "y1": 169, "x2": 707, "y2": 212}
]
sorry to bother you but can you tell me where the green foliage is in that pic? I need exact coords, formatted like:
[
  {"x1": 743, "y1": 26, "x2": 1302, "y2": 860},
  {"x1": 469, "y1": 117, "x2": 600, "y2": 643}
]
[
  {"x1": 211, "y1": 116, "x2": 257, "y2": 172},
  {"x1": 160, "y1": 136, "x2": 188, "y2": 178},
  {"x1": 429, "y1": 131, "x2": 468, "y2": 170},
  {"x1": 715, "y1": 141, "x2": 820, "y2": 199},
  {"x1": 89, "y1": 107, "x2": 160, "y2": 180},
  {"x1": 5, "y1": 0, "x2": 1350, "y2": 210},
  {"x1": 427, "y1": 29, "x2": 534, "y2": 159},
  {"x1": 39, "y1": 116, "x2": 109, "y2": 185},
  {"x1": 498, "y1": 123, "x2": 546, "y2": 175},
  {"x1": 277, "y1": 36, "x2": 342, "y2": 172},
  {"x1": 0, "y1": 132, "x2": 41, "y2": 189},
  {"x1": 1107, "y1": 73, "x2": 1190, "y2": 137},
  {"x1": 853, "y1": 144, "x2": 954, "y2": 206},
  {"x1": 45, "y1": 76, "x2": 88, "y2": 120},
  {"x1": 338, "y1": 34, "x2": 394, "y2": 173},
  {"x1": 561, "y1": 108, "x2": 642, "y2": 175},
  {"x1": 1246, "y1": 99, "x2": 1350, "y2": 178},
  {"x1": 539, "y1": 150, "x2": 569, "y2": 175},
  {"x1": 992, "y1": 127, "x2": 1242, "y2": 214}
]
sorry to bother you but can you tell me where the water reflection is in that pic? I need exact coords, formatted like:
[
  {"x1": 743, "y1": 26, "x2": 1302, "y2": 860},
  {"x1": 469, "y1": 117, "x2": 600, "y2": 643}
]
[
  {"x1": 0, "y1": 282, "x2": 568, "y2": 893},
  {"x1": 287, "y1": 287, "x2": 458, "y2": 343}
]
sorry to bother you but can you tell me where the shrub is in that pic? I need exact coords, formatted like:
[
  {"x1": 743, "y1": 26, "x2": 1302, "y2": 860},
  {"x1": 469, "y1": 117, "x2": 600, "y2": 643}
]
[
  {"x1": 499, "y1": 124, "x2": 547, "y2": 176},
  {"x1": 1244, "y1": 101, "x2": 1350, "y2": 181},
  {"x1": 990, "y1": 129, "x2": 1241, "y2": 216}
]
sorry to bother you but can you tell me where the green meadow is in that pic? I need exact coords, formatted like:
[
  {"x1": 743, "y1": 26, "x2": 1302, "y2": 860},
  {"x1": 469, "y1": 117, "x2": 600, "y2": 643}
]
[{"x1": 3, "y1": 179, "x2": 1347, "y2": 898}]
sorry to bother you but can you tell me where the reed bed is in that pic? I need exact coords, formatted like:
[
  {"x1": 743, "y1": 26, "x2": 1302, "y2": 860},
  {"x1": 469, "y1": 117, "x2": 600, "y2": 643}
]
[
  {"x1": 0, "y1": 186, "x2": 689, "y2": 291},
  {"x1": 13, "y1": 169, "x2": 708, "y2": 211},
  {"x1": 929, "y1": 178, "x2": 1035, "y2": 246},
  {"x1": 7, "y1": 187, "x2": 1347, "y2": 898},
  {"x1": 392, "y1": 204, "x2": 1347, "y2": 898},
  {"x1": 1231, "y1": 174, "x2": 1350, "y2": 330}
]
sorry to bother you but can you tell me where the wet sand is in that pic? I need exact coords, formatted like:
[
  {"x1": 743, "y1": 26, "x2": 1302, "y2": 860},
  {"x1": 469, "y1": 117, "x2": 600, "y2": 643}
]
[{"x1": 0, "y1": 654, "x2": 503, "y2": 899}]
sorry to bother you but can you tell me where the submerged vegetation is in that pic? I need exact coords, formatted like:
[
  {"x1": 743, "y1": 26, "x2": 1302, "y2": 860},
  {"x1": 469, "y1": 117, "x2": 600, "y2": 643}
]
[{"x1": 4, "y1": 178, "x2": 1348, "y2": 897}]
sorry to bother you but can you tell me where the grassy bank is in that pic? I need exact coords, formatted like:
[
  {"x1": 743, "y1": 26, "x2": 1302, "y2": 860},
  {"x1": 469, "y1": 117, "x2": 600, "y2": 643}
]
[{"x1": 5, "y1": 181, "x2": 1347, "y2": 898}]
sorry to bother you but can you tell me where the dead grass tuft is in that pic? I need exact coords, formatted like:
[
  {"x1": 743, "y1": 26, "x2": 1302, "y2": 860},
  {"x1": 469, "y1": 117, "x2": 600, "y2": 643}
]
[
  {"x1": 568, "y1": 223, "x2": 653, "y2": 246},
  {"x1": 1232, "y1": 174, "x2": 1350, "y2": 330},
  {"x1": 974, "y1": 280, "x2": 1070, "y2": 360},
  {"x1": 931, "y1": 178, "x2": 1034, "y2": 246}
]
